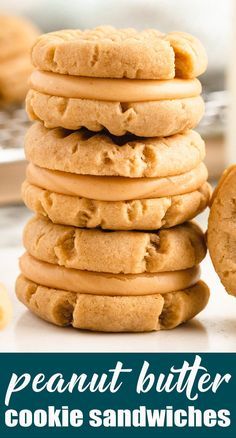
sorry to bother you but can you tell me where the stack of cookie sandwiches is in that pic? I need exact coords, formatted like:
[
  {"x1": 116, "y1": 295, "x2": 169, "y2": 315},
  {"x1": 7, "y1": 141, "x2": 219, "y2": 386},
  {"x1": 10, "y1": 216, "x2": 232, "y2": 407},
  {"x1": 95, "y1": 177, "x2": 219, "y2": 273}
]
[{"x1": 16, "y1": 27, "x2": 211, "y2": 332}]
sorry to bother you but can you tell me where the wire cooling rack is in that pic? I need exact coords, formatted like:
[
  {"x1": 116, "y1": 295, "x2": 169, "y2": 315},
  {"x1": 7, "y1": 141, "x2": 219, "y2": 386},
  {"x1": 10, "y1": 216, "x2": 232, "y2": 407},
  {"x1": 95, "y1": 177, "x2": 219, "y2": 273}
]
[
  {"x1": 0, "y1": 104, "x2": 30, "y2": 163},
  {"x1": 0, "y1": 105, "x2": 30, "y2": 204}
]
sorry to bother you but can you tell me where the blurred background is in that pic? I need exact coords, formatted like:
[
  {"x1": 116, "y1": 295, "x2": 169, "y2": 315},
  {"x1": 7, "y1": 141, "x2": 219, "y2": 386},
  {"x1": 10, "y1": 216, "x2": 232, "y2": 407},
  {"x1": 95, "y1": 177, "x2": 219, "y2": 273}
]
[{"x1": 0, "y1": 0, "x2": 234, "y2": 248}]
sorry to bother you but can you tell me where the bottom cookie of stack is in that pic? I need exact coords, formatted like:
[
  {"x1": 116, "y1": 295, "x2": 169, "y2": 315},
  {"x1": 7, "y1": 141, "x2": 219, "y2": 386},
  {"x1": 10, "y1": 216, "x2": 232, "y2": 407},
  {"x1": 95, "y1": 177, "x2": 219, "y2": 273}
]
[{"x1": 16, "y1": 274, "x2": 209, "y2": 332}]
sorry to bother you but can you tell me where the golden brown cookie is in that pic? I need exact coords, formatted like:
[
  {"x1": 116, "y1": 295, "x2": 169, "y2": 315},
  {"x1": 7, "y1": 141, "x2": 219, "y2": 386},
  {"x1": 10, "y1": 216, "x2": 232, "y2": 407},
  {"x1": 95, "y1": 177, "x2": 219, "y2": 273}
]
[
  {"x1": 16, "y1": 275, "x2": 210, "y2": 332},
  {"x1": 22, "y1": 181, "x2": 211, "y2": 231},
  {"x1": 0, "y1": 15, "x2": 39, "y2": 61},
  {"x1": 0, "y1": 54, "x2": 33, "y2": 103},
  {"x1": 23, "y1": 216, "x2": 206, "y2": 274},
  {"x1": 26, "y1": 90, "x2": 204, "y2": 136},
  {"x1": 31, "y1": 27, "x2": 207, "y2": 79},
  {"x1": 0, "y1": 283, "x2": 13, "y2": 329},
  {"x1": 0, "y1": 15, "x2": 39, "y2": 103},
  {"x1": 208, "y1": 165, "x2": 236, "y2": 296},
  {"x1": 25, "y1": 123, "x2": 205, "y2": 178}
]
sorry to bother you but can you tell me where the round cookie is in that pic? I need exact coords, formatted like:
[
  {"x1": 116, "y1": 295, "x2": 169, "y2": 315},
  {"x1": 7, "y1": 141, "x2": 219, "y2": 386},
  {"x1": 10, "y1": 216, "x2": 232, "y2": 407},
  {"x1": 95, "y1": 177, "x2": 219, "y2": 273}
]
[
  {"x1": 16, "y1": 275, "x2": 210, "y2": 332},
  {"x1": 0, "y1": 15, "x2": 39, "y2": 62},
  {"x1": 0, "y1": 15, "x2": 39, "y2": 103},
  {"x1": 22, "y1": 181, "x2": 211, "y2": 231},
  {"x1": 25, "y1": 123, "x2": 205, "y2": 178},
  {"x1": 0, "y1": 283, "x2": 13, "y2": 329},
  {"x1": 26, "y1": 90, "x2": 204, "y2": 137},
  {"x1": 23, "y1": 216, "x2": 207, "y2": 274},
  {"x1": 31, "y1": 27, "x2": 207, "y2": 79},
  {"x1": 208, "y1": 165, "x2": 236, "y2": 296},
  {"x1": 0, "y1": 53, "x2": 33, "y2": 103}
]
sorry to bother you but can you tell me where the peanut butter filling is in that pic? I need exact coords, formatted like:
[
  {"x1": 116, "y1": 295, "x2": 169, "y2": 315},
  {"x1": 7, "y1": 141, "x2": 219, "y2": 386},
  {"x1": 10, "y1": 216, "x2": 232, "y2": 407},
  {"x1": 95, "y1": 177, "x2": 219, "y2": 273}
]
[
  {"x1": 29, "y1": 70, "x2": 202, "y2": 102},
  {"x1": 26, "y1": 162, "x2": 208, "y2": 201},
  {"x1": 20, "y1": 253, "x2": 201, "y2": 296}
]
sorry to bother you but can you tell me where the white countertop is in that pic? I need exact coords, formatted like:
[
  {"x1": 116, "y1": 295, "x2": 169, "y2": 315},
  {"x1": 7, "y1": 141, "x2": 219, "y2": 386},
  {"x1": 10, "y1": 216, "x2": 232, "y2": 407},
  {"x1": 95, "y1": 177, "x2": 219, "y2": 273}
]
[{"x1": 0, "y1": 205, "x2": 235, "y2": 353}]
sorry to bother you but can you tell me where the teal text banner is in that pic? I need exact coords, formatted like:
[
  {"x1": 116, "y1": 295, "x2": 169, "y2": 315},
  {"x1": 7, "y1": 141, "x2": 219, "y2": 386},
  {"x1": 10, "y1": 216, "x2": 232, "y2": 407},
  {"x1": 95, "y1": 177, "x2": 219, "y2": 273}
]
[{"x1": 0, "y1": 353, "x2": 235, "y2": 438}]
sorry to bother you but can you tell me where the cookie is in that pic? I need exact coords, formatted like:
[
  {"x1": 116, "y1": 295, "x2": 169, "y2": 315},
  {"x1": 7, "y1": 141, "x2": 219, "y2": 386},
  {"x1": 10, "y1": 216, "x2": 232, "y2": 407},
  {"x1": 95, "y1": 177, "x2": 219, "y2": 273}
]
[
  {"x1": 25, "y1": 123, "x2": 205, "y2": 178},
  {"x1": 20, "y1": 252, "x2": 201, "y2": 296},
  {"x1": 22, "y1": 181, "x2": 211, "y2": 230},
  {"x1": 0, "y1": 15, "x2": 39, "y2": 62},
  {"x1": 26, "y1": 89, "x2": 204, "y2": 137},
  {"x1": 23, "y1": 216, "x2": 206, "y2": 274},
  {"x1": 31, "y1": 27, "x2": 207, "y2": 79},
  {"x1": 0, "y1": 53, "x2": 33, "y2": 103},
  {"x1": 16, "y1": 275, "x2": 210, "y2": 332},
  {"x1": 208, "y1": 165, "x2": 236, "y2": 296},
  {"x1": 0, "y1": 15, "x2": 39, "y2": 103},
  {"x1": 0, "y1": 283, "x2": 13, "y2": 329},
  {"x1": 26, "y1": 162, "x2": 208, "y2": 201}
]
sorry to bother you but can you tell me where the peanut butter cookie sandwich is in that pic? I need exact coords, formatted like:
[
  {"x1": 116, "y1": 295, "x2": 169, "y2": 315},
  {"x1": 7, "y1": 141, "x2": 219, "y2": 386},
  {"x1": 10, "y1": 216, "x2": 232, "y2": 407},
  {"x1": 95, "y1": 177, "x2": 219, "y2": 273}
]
[
  {"x1": 26, "y1": 26, "x2": 207, "y2": 136},
  {"x1": 16, "y1": 216, "x2": 209, "y2": 332}
]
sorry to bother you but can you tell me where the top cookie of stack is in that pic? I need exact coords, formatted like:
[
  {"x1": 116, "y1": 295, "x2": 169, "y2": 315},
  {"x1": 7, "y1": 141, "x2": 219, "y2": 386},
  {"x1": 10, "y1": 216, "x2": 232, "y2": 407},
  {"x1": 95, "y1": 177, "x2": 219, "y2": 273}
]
[{"x1": 26, "y1": 26, "x2": 207, "y2": 136}]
